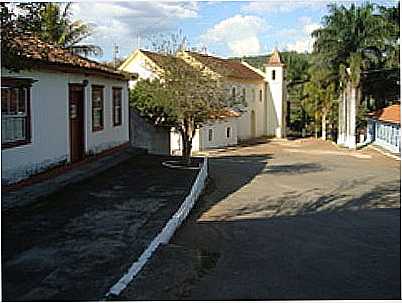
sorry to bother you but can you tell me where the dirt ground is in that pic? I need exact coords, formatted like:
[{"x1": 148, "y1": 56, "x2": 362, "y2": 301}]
[
  {"x1": 2, "y1": 154, "x2": 200, "y2": 301},
  {"x1": 119, "y1": 138, "x2": 401, "y2": 300}
]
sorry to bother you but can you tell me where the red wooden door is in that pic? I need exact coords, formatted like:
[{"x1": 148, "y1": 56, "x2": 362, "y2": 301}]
[{"x1": 69, "y1": 84, "x2": 85, "y2": 163}]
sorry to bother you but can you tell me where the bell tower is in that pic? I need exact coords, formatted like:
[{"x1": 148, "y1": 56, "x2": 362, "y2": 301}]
[{"x1": 264, "y1": 48, "x2": 287, "y2": 138}]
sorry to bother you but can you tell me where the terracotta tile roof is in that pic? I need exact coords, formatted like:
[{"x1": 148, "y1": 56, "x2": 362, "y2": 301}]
[
  {"x1": 209, "y1": 109, "x2": 241, "y2": 119},
  {"x1": 8, "y1": 34, "x2": 133, "y2": 80},
  {"x1": 140, "y1": 49, "x2": 199, "y2": 74},
  {"x1": 185, "y1": 51, "x2": 264, "y2": 81},
  {"x1": 368, "y1": 104, "x2": 400, "y2": 124},
  {"x1": 140, "y1": 50, "x2": 172, "y2": 67}
]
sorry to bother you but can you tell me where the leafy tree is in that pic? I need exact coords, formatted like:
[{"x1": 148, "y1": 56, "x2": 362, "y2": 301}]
[
  {"x1": 378, "y1": 3, "x2": 400, "y2": 68},
  {"x1": 1, "y1": 3, "x2": 30, "y2": 71},
  {"x1": 312, "y1": 2, "x2": 399, "y2": 108},
  {"x1": 1, "y1": 2, "x2": 101, "y2": 63},
  {"x1": 130, "y1": 39, "x2": 242, "y2": 165},
  {"x1": 303, "y1": 62, "x2": 337, "y2": 140},
  {"x1": 311, "y1": 2, "x2": 399, "y2": 144},
  {"x1": 38, "y1": 3, "x2": 102, "y2": 57}
]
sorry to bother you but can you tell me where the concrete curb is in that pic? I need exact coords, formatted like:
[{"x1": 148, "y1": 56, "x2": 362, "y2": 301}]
[
  {"x1": 332, "y1": 140, "x2": 400, "y2": 161},
  {"x1": 105, "y1": 157, "x2": 209, "y2": 298},
  {"x1": 366, "y1": 144, "x2": 401, "y2": 161},
  {"x1": 161, "y1": 160, "x2": 201, "y2": 170}
]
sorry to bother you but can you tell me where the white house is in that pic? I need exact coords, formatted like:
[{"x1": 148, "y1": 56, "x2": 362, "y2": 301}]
[
  {"x1": 119, "y1": 48, "x2": 287, "y2": 154},
  {"x1": 170, "y1": 109, "x2": 240, "y2": 155},
  {"x1": 1, "y1": 35, "x2": 134, "y2": 185},
  {"x1": 366, "y1": 104, "x2": 400, "y2": 154}
]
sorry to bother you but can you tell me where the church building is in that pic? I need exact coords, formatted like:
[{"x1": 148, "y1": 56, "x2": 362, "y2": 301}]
[{"x1": 119, "y1": 48, "x2": 288, "y2": 154}]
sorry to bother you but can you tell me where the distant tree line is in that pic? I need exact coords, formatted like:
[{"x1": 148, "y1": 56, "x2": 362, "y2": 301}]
[{"x1": 233, "y1": 2, "x2": 400, "y2": 140}]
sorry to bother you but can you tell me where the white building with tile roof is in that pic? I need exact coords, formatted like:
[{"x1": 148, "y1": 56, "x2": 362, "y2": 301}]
[{"x1": 119, "y1": 48, "x2": 288, "y2": 154}]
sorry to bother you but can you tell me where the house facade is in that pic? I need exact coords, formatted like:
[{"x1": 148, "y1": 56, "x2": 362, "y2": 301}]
[
  {"x1": 2, "y1": 35, "x2": 133, "y2": 184},
  {"x1": 119, "y1": 48, "x2": 287, "y2": 154},
  {"x1": 366, "y1": 104, "x2": 400, "y2": 154},
  {"x1": 170, "y1": 111, "x2": 240, "y2": 155}
]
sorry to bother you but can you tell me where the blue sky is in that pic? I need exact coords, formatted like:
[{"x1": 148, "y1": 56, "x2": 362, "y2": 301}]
[{"x1": 70, "y1": 1, "x2": 399, "y2": 61}]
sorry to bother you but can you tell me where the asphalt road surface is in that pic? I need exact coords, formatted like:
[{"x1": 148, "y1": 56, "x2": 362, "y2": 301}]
[{"x1": 119, "y1": 139, "x2": 401, "y2": 300}]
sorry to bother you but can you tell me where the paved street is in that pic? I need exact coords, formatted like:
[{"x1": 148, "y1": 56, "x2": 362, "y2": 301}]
[
  {"x1": 119, "y1": 138, "x2": 401, "y2": 300},
  {"x1": 2, "y1": 154, "x2": 199, "y2": 301}
]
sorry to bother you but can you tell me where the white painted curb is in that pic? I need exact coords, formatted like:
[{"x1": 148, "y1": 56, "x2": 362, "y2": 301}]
[{"x1": 106, "y1": 157, "x2": 209, "y2": 297}]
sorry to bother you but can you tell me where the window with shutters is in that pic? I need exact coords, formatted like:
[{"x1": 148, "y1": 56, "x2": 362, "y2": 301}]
[
  {"x1": 92, "y1": 85, "x2": 104, "y2": 131},
  {"x1": 112, "y1": 87, "x2": 122, "y2": 126},
  {"x1": 1, "y1": 79, "x2": 32, "y2": 148}
]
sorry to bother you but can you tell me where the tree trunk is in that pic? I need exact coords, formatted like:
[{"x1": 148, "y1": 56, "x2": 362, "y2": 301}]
[
  {"x1": 181, "y1": 117, "x2": 195, "y2": 166},
  {"x1": 349, "y1": 83, "x2": 357, "y2": 148},
  {"x1": 321, "y1": 111, "x2": 327, "y2": 140},
  {"x1": 314, "y1": 111, "x2": 318, "y2": 139}
]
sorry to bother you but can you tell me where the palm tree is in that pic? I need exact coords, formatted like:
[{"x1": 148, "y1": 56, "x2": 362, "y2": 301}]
[
  {"x1": 312, "y1": 3, "x2": 399, "y2": 146},
  {"x1": 313, "y1": 3, "x2": 387, "y2": 71},
  {"x1": 303, "y1": 65, "x2": 336, "y2": 140},
  {"x1": 16, "y1": 2, "x2": 102, "y2": 57},
  {"x1": 39, "y1": 3, "x2": 102, "y2": 57}
]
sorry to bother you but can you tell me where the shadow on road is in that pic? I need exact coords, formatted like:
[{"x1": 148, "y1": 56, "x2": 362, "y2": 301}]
[
  {"x1": 262, "y1": 162, "x2": 326, "y2": 175},
  {"x1": 190, "y1": 154, "x2": 273, "y2": 218},
  {"x1": 2, "y1": 154, "x2": 200, "y2": 301},
  {"x1": 121, "y1": 179, "x2": 401, "y2": 300},
  {"x1": 121, "y1": 153, "x2": 401, "y2": 301}
]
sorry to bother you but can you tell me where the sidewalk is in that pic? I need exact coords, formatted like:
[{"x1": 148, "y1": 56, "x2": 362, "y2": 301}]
[
  {"x1": 2, "y1": 153, "x2": 200, "y2": 301},
  {"x1": 365, "y1": 144, "x2": 401, "y2": 161},
  {"x1": 2, "y1": 147, "x2": 140, "y2": 211}
]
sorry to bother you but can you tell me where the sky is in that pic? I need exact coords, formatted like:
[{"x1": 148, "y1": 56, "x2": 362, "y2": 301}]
[{"x1": 69, "y1": 0, "x2": 399, "y2": 61}]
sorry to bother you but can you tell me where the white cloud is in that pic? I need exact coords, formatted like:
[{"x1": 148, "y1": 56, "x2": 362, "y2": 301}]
[
  {"x1": 280, "y1": 16, "x2": 320, "y2": 53},
  {"x1": 298, "y1": 16, "x2": 321, "y2": 34},
  {"x1": 242, "y1": 1, "x2": 326, "y2": 14},
  {"x1": 71, "y1": 2, "x2": 199, "y2": 59},
  {"x1": 286, "y1": 39, "x2": 314, "y2": 53},
  {"x1": 200, "y1": 15, "x2": 268, "y2": 56},
  {"x1": 241, "y1": 0, "x2": 376, "y2": 14}
]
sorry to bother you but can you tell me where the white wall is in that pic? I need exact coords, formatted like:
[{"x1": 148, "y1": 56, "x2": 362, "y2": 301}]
[
  {"x1": 199, "y1": 118, "x2": 238, "y2": 149},
  {"x1": 1, "y1": 68, "x2": 129, "y2": 184},
  {"x1": 170, "y1": 118, "x2": 238, "y2": 154},
  {"x1": 265, "y1": 65, "x2": 286, "y2": 138},
  {"x1": 228, "y1": 80, "x2": 266, "y2": 140},
  {"x1": 120, "y1": 52, "x2": 157, "y2": 87},
  {"x1": 170, "y1": 128, "x2": 200, "y2": 155},
  {"x1": 373, "y1": 120, "x2": 401, "y2": 154},
  {"x1": 84, "y1": 76, "x2": 129, "y2": 155},
  {"x1": 2, "y1": 69, "x2": 69, "y2": 184}
]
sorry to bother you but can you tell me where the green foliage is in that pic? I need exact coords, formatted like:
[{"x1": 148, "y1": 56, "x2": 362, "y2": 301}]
[
  {"x1": 232, "y1": 51, "x2": 312, "y2": 85},
  {"x1": 130, "y1": 58, "x2": 238, "y2": 129},
  {"x1": 39, "y1": 3, "x2": 102, "y2": 56},
  {"x1": 1, "y1": 3, "x2": 35, "y2": 71},
  {"x1": 130, "y1": 79, "x2": 179, "y2": 128},
  {"x1": 129, "y1": 49, "x2": 243, "y2": 162},
  {"x1": 313, "y1": 3, "x2": 386, "y2": 73},
  {"x1": 1, "y1": 2, "x2": 101, "y2": 70},
  {"x1": 310, "y1": 2, "x2": 400, "y2": 138}
]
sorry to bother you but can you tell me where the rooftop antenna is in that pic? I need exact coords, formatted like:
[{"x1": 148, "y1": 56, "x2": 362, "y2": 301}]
[
  {"x1": 113, "y1": 43, "x2": 119, "y2": 69},
  {"x1": 137, "y1": 33, "x2": 141, "y2": 50}
]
